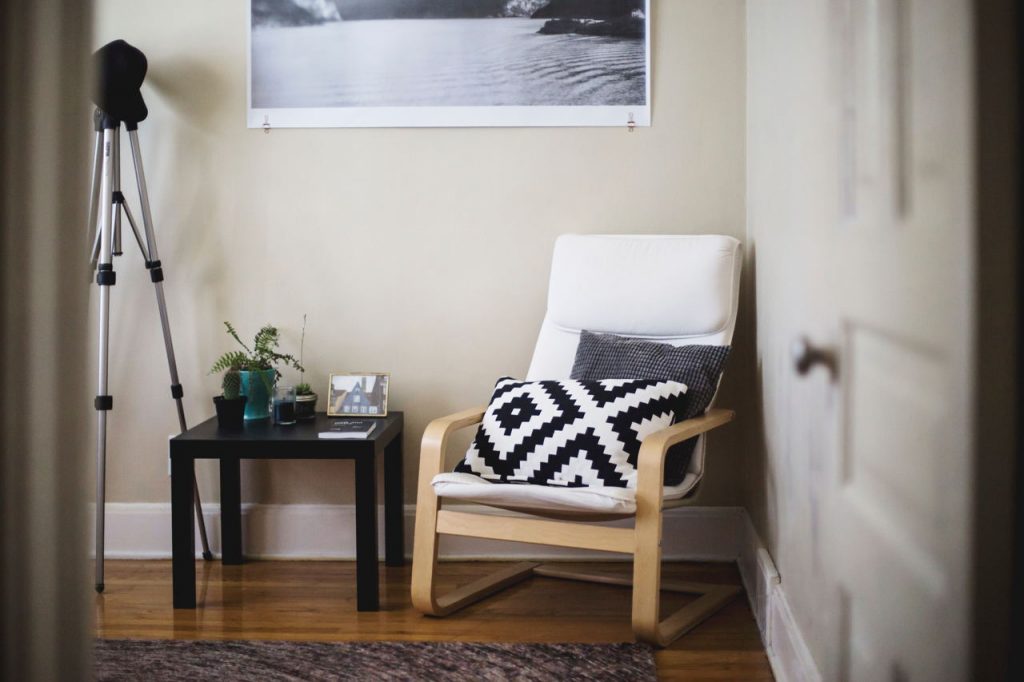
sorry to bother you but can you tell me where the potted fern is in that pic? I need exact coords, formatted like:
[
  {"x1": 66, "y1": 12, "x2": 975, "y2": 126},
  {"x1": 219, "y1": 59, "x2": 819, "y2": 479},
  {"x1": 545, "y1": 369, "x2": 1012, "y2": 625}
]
[
  {"x1": 212, "y1": 369, "x2": 247, "y2": 429},
  {"x1": 294, "y1": 315, "x2": 318, "y2": 421},
  {"x1": 210, "y1": 322, "x2": 304, "y2": 421}
]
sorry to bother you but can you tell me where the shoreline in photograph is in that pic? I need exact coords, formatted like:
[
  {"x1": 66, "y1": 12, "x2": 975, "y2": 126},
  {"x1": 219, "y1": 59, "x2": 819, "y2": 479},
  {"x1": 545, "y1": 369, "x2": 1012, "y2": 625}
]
[{"x1": 252, "y1": 0, "x2": 645, "y2": 27}]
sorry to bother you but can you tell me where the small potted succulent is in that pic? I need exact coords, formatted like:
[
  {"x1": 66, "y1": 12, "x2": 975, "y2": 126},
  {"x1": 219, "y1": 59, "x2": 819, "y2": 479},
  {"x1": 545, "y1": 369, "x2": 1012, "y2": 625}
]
[
  {"x1": 295, "y1": 382, "x2": 317, "y2": 420},
  {"x1": 210, "y1": 321, "x2": 304, "y2": 421},
  {"x1": 212, "y1": 369, "x2": 247, "y2": 429},
  {"x1": 294, "y1": 315, "x2": 318, "y2": 421}
]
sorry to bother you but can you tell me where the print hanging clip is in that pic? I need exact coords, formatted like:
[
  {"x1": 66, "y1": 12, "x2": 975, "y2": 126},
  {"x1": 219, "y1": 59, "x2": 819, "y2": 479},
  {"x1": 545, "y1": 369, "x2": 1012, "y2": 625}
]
[
  {"x1": 627, "y1": 112, "x2": 636, "y2": 133},
  {"x1": 262, "y1": 115, "x2": 272, "y2": 135}
]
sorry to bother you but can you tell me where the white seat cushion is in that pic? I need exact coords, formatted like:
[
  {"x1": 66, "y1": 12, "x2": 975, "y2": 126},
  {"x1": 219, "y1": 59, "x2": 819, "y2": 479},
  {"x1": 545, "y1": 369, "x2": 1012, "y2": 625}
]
[{"x1": 432, "y1": 471, "x2": 699, "y2": 515}]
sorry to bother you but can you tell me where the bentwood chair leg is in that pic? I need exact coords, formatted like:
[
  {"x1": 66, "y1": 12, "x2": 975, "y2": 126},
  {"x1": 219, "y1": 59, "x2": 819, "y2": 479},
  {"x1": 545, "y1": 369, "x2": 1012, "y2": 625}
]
[
  {"x1": 410, "y1": 495, "x2": 443, "y2": 614},
  {"x1": 630, "y1": 498, "x2": 740, "y2": 647},
  {"x1": 411, "y1": 489, "x2": 538, "y2": 616},
  {"x1": 631, "y1": 497, "x2": 664, "y2": 645}
]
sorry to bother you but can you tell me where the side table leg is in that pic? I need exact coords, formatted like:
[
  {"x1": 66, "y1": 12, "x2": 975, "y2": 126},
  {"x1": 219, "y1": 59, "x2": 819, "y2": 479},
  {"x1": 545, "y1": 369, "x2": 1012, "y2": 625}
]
[
  {"x1": 355, "y1": 454, "x2": 379, "y2": 611},
  {"x1": 220, "y1": 457, "x2": 243, "y2": 565},
  {"x1": 384, "y1": 434, "x2": 404, "y2": 567},
  {"x1": 172, "y1": 455, "x2": 197, "y2": 608}
]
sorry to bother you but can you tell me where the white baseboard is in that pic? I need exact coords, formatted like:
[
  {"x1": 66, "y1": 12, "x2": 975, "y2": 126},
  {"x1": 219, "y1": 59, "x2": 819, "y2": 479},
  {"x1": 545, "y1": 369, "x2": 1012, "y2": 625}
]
[
  {"x1": 96, "y1": 502, "x2": 744, "y2": 561},
  {"x1": 735, "y1": 512, "x2": 822, "y2": 682},
  {"x1": 99, "y1": 501, "x2": 820, "y2": 681}
]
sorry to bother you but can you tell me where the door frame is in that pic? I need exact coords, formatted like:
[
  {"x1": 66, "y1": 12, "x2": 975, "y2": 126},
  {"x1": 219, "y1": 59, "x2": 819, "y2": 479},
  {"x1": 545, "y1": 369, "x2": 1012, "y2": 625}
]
[{"x1": 972, "y1": 0, "x2": 1021, "y2": 678}]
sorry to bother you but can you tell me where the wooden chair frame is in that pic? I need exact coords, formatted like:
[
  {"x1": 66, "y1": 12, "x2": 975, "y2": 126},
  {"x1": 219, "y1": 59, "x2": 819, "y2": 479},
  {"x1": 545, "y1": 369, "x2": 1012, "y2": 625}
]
[{"x1": 411, "y1": 406, "x2": 739, "y2": 647}]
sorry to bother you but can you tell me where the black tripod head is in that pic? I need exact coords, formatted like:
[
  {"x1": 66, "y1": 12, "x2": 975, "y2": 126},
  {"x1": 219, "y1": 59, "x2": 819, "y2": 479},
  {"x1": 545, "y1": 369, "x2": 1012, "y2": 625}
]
[{"x1": 92, "y1": 39, "x2": 148, "y2": 129}]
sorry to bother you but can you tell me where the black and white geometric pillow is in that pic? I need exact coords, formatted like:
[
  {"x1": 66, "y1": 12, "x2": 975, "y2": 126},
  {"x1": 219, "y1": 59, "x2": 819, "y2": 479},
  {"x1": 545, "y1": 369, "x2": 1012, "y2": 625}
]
[
  {"x1": 570, "y1": 331, "x2": 731, "y2": 485},
  {"x1": 453, "y1": 377, "x2": 688, "y2": 489}
]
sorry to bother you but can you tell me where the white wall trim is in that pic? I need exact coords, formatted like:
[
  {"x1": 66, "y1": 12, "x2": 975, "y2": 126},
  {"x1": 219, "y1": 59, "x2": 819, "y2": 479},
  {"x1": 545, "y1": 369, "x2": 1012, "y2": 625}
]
[
  {"x1": 96, "y1": 502, "x2": 744, "y2": 561},
  {"x1": 735, "y1": 512, "x2": 822, "y2": 682},
  {"x1": 98, "y1": 502, "x2": 820, "y2": 681}
]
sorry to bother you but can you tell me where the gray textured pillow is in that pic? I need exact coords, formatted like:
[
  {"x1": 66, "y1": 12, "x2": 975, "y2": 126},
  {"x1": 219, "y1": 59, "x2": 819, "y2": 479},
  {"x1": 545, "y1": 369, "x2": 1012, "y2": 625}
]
[{"x1": 570, "y1": 331, "x2": 731, "y2": 485}]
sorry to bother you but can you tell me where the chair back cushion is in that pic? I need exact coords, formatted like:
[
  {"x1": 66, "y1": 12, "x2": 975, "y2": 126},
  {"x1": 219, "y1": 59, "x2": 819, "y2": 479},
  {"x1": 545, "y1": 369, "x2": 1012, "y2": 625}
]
[{"x1": 527, "y1": 235, "x2": 742, "y2": 379}]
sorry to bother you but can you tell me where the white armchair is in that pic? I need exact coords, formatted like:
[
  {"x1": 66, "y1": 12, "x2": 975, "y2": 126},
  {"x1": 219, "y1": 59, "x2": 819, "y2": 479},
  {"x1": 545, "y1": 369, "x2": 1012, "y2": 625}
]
[{"x1": 411, "y1": 234, "x2": 742, "y2": 646}]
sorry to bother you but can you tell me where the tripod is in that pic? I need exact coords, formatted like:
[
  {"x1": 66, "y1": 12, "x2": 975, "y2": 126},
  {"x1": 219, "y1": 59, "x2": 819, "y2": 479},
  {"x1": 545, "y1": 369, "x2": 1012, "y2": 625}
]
[{"x1": 87, "y1": 108, "x2": 212, "y2": 593}]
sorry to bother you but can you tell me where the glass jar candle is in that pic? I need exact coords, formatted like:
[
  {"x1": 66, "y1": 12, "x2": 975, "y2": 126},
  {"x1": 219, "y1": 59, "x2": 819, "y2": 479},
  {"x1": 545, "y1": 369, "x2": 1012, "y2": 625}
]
[{"x1": 273, "y1": 385, "x2": 297, "y2": 426}]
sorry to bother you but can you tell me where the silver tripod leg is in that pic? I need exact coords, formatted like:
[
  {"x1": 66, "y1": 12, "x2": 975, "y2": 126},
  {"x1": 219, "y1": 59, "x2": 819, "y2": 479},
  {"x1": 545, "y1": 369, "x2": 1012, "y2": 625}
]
[
  {"x1": 87, "y1": 127, "x2": 103, "y2": 270},
  {"x1": 127, "y1": 127, "x2": 213, "y2": 560},
  {"x1": 94, "y1": 126, "x2": 115, "y2": 593},
  {"x1": 120, "y1": 201, "x2": 148, "y2": 257},
  {"x1": 112, "y1": 127, "x2": 123, "y2": 256}
]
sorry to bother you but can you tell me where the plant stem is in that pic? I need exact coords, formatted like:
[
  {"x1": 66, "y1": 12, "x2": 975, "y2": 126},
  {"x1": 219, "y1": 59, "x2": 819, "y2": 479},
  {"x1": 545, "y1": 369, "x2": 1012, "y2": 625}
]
[{"x1": 299, "y1": 313, "x2": 307, "y2": 385}]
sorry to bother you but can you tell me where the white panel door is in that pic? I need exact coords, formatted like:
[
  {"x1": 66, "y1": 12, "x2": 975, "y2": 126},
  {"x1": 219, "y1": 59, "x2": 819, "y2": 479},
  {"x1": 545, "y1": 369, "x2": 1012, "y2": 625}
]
[{"x1": 824, "y1": 1, "x2": 974, "y2": 680}]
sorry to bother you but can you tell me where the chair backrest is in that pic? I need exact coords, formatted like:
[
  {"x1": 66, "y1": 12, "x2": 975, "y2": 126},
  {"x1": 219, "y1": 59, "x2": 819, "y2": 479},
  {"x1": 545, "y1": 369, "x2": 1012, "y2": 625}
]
[
  {"x1": 527, "y1": 234, "x2": 743, "y2": 379},
  {"x1": 525, "y1": 234, "x2": 743, "y2": 483}
]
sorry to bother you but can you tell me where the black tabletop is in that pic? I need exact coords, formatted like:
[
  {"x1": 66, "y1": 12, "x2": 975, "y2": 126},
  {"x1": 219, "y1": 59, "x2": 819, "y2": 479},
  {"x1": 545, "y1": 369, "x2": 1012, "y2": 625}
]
[{"x1": 171, "y1": 411, "x2": 403, "y2": 446}]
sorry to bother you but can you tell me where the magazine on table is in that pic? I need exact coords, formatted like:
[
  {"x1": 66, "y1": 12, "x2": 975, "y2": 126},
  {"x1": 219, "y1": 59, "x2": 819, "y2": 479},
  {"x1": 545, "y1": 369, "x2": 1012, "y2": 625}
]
[{"x1": 318, "y1": 419, "x2": 377, "y2": 440}]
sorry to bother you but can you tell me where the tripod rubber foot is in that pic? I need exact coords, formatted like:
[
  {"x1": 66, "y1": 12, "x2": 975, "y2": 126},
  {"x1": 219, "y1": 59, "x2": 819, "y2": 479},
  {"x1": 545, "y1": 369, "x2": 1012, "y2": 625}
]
[
  {"x1": 95, "y1": 583, "x2": 105, "y2": 594},
  {"x1": 202, "y1": 551, "x2": 214, "y2": 561}
]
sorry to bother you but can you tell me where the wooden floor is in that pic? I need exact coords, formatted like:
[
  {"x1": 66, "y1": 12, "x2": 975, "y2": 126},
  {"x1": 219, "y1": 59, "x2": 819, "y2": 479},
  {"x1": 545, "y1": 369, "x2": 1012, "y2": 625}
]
[{"x1": 95, "y1": 559, "x2": 773, "y2": 681}]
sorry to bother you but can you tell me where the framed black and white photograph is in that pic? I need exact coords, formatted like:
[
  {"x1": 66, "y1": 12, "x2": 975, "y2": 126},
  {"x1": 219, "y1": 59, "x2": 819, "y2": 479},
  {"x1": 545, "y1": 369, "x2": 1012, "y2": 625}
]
[
  {"x1": 327, "y1": 373, "x2": 390, "y2": 417},
  {"x1": 248, "y1": 1, "x2": 650, "y2": 128}
]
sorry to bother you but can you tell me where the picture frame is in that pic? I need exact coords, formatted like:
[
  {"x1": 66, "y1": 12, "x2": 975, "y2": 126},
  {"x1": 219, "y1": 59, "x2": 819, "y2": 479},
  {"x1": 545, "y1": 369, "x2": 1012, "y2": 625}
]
[
  {"x1": 327, "y1": 373, "x2": 390, "y2": 417},
  {"x1": 247, "y1": 0, "x2": 651, "y2": 129}
]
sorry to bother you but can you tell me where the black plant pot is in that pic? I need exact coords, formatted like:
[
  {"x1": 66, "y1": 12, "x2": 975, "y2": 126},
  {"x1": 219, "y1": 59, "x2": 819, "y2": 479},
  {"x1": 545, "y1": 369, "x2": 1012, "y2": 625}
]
[
  {"x1": 214, "y1": 395, "x2": 247, "y2": 430},
  {"x1": 295, "y1": 392, "x2": 318, "y2": 421}
]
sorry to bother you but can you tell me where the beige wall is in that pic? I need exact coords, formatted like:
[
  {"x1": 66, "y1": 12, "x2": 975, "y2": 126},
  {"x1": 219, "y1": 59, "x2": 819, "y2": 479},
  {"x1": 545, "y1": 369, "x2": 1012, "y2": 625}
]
[
  {"x1": 92, "y1": 0, "x2": 747, "y2": 506},
  {"x1": 742, "y1": 0, "x2": 834, "y2": 666}
]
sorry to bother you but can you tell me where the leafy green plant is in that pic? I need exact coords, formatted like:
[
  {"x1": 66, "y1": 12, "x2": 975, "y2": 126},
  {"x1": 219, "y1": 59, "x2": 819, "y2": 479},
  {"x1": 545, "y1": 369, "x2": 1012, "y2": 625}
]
[
  {"x1": 221, "y1": 369, "x2": 242, "y2": 400},
  {"x1": 296, "y1": 382, "x2": 313, "y2": 396},
  {"x1": 209, "y1": 322, "x2": 304, "y2": 380}
]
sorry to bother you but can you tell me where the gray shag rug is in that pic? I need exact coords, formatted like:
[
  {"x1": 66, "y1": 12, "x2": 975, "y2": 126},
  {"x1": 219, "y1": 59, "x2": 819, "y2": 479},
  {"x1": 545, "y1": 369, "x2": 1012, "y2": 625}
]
[{"x1": 94, "y1": 639, "x2": 657, "y2": 681}]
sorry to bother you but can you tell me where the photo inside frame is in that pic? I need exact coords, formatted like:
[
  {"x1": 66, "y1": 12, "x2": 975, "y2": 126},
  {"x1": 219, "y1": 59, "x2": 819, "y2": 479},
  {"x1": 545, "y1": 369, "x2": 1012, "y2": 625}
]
[{"x1": 329, "y1": 374, "x2": 388, "y2": 415}]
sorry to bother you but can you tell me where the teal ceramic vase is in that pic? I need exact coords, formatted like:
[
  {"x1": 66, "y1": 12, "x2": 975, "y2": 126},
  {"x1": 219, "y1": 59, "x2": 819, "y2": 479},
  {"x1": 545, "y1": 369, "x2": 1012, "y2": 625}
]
[{"x1": 239, "y1": 369, "x2": 275, "y2": 421}]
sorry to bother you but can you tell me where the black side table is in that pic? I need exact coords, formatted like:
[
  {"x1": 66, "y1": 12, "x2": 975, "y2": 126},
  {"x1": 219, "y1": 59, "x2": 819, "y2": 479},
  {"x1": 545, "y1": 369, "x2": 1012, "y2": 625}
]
[{"x1": 169, "y1": 411, "x2": 404, "y2": 611}]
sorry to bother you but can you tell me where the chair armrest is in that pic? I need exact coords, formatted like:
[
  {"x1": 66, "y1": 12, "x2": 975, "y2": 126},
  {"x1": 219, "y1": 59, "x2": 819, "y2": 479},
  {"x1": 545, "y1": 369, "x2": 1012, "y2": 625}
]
[
  {"x1": 418, "y1": 406, "x2": 487, "y2": 482},
  {"x1": 635, "y1": 408, "x2": 736, "y2": 508},
  {"x1": 639, "y1": 409, "x2": 735, "y2": 460}
]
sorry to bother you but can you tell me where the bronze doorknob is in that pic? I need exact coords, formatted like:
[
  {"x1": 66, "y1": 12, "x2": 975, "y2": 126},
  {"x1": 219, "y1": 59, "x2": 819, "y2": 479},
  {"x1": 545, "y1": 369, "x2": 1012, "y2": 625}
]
[{"x1": 792, "y1": 337, "x2": 838, "y2": 378}]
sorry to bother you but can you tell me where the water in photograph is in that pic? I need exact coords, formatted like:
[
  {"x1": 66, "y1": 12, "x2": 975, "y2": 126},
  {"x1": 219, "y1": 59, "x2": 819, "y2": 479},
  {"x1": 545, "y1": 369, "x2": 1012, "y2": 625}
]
[{"x1": 252, "y1": 18, "x2": 646, "y2": 107}]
